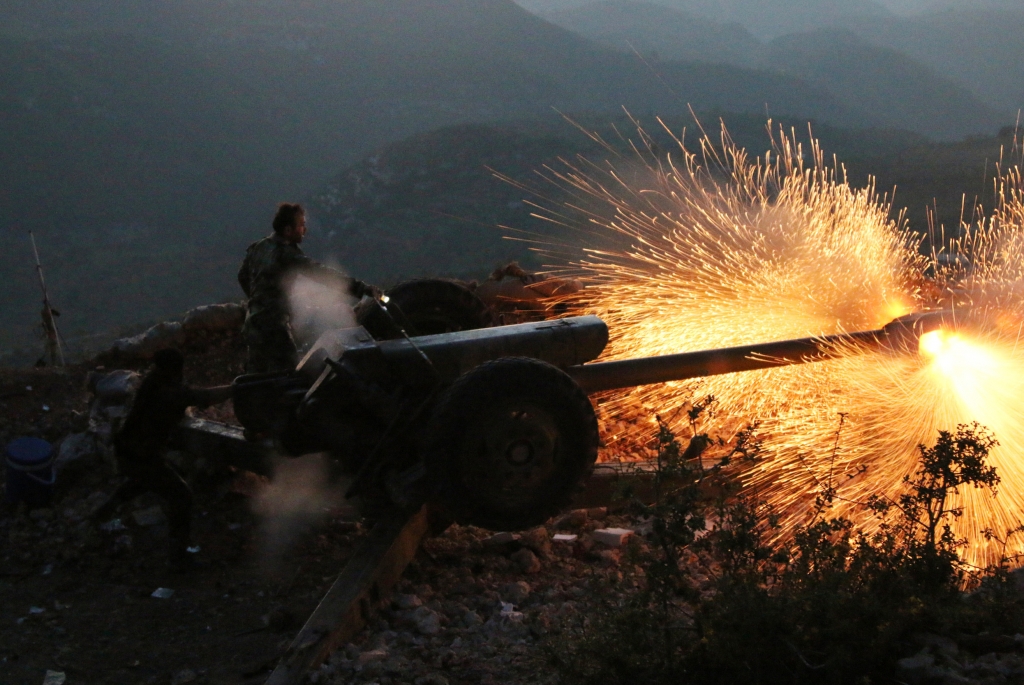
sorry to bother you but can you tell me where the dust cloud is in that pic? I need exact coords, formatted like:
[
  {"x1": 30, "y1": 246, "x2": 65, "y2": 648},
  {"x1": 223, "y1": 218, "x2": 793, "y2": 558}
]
[{"x1": 252, "y1": 453, "x2": 350, "y2": 566}]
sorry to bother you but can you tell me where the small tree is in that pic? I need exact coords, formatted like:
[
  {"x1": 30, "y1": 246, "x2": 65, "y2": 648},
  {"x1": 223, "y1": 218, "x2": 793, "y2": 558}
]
[{"x1": 868, "y1": 423, "x2": 999, "y2": 587}]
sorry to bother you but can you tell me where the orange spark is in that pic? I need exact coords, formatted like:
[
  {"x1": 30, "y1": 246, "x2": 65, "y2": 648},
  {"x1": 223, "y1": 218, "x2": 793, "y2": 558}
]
[{"x1": 525, "y1": 118, "x2": 1024, "y2": 567}]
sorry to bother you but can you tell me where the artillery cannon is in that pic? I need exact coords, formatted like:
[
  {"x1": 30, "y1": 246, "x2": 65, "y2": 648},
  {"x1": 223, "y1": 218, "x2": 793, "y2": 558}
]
[{"x1": 233, "y1": 304, "x2": 951, "y2": 532}]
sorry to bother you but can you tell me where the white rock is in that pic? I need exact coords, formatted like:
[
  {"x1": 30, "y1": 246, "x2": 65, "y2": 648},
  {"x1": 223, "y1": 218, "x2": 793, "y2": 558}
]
[
  {"x1": 499, "y1": 602, "x2": 524, "y2": 623},
  {"x1": 42, "y1": 672, "x2": 66, "y2": 685},
  {"x1": 151, "y1": 587, "x2": 175, "y2": 599},
  {"x1": 592, "y1": 528, "x2": 634, "y2": 547},
  {"x1": 552, "y1": 534, "x2": 578, "y2": 543}
]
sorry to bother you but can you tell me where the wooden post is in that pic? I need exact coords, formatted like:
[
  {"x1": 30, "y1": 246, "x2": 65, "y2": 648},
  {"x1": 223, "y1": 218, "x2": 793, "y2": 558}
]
[{"x1": 29, "y1": 231, "x2": 65, "y2": 366}]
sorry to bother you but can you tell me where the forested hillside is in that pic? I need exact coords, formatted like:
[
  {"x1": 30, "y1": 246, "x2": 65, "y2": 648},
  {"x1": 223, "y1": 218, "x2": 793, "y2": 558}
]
[{"x1": 2, "y1": 0, "x2": 876, "y2": 359}]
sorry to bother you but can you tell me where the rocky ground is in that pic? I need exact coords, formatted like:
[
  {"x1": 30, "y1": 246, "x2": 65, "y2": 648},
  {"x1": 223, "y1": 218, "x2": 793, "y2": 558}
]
[
  {"x1": 5, "y1": 330, "x2": 1024, "y2": 685},
  {"x1": 0, "y1": 332, "x2": 637, "y2": 685}
]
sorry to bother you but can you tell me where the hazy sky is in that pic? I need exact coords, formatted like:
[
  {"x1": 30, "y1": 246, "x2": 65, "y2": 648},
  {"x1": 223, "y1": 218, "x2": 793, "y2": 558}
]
[
  {"x1": 516, "y1": 0, "x2": 985, "y2": 16},
  {"x1": 879, "y1": 0, "x2": 976, "y2": 13}
]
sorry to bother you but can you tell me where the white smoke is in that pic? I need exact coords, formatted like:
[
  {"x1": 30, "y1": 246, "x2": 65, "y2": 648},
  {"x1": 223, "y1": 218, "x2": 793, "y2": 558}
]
[{"x1": 286, "y1": 270, "x2": 358, "y2": 351}]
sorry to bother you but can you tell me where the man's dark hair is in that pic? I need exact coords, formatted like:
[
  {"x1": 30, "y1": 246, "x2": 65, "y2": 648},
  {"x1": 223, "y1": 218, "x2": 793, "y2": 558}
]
[
  {"x1": 152, "y1": 348, "x2": 184, "y2": 376},
  {"x1": 272, "y1": 203, "x2": 305, "y2": 234}
]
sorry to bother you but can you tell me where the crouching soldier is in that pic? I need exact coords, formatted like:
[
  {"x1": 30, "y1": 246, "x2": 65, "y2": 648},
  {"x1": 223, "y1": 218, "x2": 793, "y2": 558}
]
[{"x1": 92, "y1": 349, "x2": 233, "y2": 571}]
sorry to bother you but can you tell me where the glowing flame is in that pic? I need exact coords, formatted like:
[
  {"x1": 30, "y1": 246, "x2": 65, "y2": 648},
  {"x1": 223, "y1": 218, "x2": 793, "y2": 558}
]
[{"x1": 919, "y1": 329, "x2": 999, "y2": 390}]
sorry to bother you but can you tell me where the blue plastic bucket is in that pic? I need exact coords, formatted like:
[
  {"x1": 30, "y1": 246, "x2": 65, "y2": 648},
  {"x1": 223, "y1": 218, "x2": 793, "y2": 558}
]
[{"x1": 5, "y1": 437, "x2": 55, "y2": 508}]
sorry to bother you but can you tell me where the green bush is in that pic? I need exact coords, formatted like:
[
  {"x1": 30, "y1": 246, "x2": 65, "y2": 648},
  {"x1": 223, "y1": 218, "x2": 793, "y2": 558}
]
[{"x1": 554, "y1": 418, "x2": 1024, "y2": 685}]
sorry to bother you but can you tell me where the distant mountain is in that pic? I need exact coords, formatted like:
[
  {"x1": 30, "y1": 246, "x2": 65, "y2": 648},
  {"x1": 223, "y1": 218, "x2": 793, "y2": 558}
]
[
  {"x1": 516, "y1": 0, "x2": 603, "y2": 14},
  {"x1": 310, "y1": 113, "x2": 1005, "y2": 294},
  {"x1": 712, "y1": 0, "x2": 893, "y2": 38},
  {"x1": 528, "y1": 0, "x2": 1024, "y2": 120},
  {"x1": 0, "y1": 0, "x2": 877, "y2": 357},
  {"x1": 545, "y1": 1, "x2": 762, "y2": 67},
  {"x1": 845, "y1": 8, "x2": 1024, "y2": 113},
  {"x1": 759, "y1": 29, "x2": 1004, "y2": 141},
  {"x1": 521, "y1": 0, "x2": 894, "y2": 38},
  {"x1": 539, "y1": 1, "x2": 1005, "y2": 140}
]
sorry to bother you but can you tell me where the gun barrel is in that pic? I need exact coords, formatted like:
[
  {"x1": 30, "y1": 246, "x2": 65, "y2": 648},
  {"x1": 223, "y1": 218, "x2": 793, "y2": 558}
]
[
  {"x1": 377, "y1": 315, "x2": 610, "y2": 382},
  {"x1": 566, "y1": 310, "x2": 954, "y2": 394}
]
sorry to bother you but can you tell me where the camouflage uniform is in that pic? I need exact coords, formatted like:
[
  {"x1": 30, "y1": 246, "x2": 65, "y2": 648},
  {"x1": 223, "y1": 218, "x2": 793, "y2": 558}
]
[{"x1": 238, "y1": 233, "x2": 373, "y2": 373}]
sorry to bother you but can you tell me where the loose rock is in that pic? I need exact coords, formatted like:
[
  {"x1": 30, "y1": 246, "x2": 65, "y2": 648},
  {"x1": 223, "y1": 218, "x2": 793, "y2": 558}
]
[
  {"x1": 483, "y1": 532, "x2": 517, "y2": 547},
  {"x1": 896, "y1": 651, "x2": 935, "y2": 685},
  {"x1": 592, "y1": 528, "x2": 634, "y2": 548},
  {"x1": 394, "y1": 593, "x2": 423, "y2": 610},
  {"x1": 42, "y1": 672, "x2": 66, "y2": 685},
  {"x1": 132, "y1": 505, "x2": 167, "y2": 527},
  {"x1": 502, "y1": 581, "x2": 531, "y2": 605},
  {"x1": 520, "y1": 527, "x2": 551, "y2": 559},
  {"x1": 412, "y1": 606, "x2": 441, "y2": 635},
  {"x1": 511, "y1": 548, "x2": 541, "y2": 574},
  {"x1": 357, "y1": 648, "x2": 388, "y2": 666},
  {"x1": 554, "y1": 509, "x2": 589, "y2": 530}
]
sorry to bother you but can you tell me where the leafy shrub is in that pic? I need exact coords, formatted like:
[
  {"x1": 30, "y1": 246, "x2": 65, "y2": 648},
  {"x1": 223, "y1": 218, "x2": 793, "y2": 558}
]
[{"x1": 554, "y1": 418, "x2": 1024, "y2": 685}]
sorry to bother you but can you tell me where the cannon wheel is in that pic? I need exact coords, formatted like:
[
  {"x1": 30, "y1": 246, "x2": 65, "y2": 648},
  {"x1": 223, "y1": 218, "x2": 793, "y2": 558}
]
[
  {"x1": 385, "y1": 279, "x2": 495, "y2": 337},
  {"x1": 422, "y1": 357, "x2": 599, "y2": 531}
]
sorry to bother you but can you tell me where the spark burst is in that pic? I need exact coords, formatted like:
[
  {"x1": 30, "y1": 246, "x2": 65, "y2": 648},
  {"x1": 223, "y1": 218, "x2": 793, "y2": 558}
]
[{"x1": 523, "y1": 118, "x2": 1024, "y2": 567}]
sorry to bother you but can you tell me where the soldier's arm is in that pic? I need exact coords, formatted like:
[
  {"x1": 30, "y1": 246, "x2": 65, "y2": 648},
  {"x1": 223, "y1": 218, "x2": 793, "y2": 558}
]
[
  {"x1": 348, "y1": 278, "x2": 380, "y2": 299},
  {"x1": 181, "y1": 385, "x2": 234, "y2": 409}
]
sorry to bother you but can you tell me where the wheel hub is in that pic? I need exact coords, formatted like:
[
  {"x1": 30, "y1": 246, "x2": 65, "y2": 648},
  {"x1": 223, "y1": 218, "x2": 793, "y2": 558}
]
[
  {"x1": 459, "y1": 401, "x2": 561, "y2": 508},
  {"x1": 506, "y1": 440, "x2": 535, "y2": 466}
]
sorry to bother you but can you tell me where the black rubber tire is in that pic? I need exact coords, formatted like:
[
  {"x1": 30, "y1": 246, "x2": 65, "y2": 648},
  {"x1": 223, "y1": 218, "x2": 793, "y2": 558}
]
[
  {"x1": 422, "y1": 357, "x2": 599, "y2": 531},
  {"x1": 385, "y1": 279, "x2": 495, "y2": 337}
]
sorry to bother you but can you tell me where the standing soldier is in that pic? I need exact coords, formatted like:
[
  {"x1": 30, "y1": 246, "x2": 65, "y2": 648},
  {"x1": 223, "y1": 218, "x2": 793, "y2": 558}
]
[
  {"x1": 92, "y1": 349, "x2": 233, "y2": 571},
  {"x1": 238, "y1": 203, "x2": 379, "y2": 373}
]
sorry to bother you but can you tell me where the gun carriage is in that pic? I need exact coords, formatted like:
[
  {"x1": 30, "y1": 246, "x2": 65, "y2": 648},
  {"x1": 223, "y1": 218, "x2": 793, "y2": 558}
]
[{"x1": 233, "y1": 285, "x2": 950, "y2": 532}]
